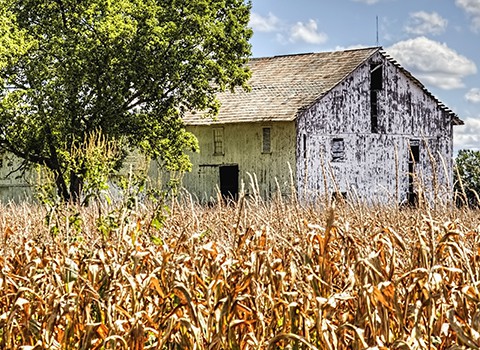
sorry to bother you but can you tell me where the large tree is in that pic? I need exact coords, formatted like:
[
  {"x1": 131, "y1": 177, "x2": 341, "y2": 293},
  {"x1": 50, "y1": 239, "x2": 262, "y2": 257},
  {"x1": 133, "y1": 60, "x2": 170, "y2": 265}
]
[{"x1": 0, "y1": 0, "x2": 252, "y2": 202}]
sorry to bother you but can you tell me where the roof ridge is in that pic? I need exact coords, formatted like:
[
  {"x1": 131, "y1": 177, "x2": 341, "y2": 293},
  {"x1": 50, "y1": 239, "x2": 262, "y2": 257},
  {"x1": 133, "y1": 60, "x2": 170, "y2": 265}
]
[
  {"x1": 251, "y1": 46, "x2": 381, "y2": 60},
  {"x1": 379, "y1": 50, "x2": 462, "y2": 124}
]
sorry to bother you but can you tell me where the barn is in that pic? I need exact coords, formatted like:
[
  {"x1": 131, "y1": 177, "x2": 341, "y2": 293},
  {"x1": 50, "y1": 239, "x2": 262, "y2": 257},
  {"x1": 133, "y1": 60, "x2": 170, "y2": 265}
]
[
  {"x1": 180, "y1": 47, "x2": 463, "y2": 204},
  {"x1": 0, "y1": 47, "x2": 463, "y2": 204}
]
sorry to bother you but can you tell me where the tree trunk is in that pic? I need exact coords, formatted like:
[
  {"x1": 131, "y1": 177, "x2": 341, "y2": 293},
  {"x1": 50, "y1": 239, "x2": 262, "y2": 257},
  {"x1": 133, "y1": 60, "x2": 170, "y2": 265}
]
[
  {"x1": 54, "y1": 170, "x2": 70, "y2": 202},
  {"x1": 44, "y1": 124, "x2": 72, "y2": 202},
  {"x1": 69, "y1": 171, "x2": 83, "y2": 204}
]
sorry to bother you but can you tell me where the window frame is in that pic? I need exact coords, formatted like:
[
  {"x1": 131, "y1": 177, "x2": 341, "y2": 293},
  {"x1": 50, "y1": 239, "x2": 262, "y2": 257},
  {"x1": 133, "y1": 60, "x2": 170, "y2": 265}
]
[
  {"x1": 213, "y1": 127, "x2": 224, "y2": 156},
  {"x1": 370, "y1": 63, "x2": 383, "y2": 90},
  {"x1": 262, "y1": 126, "x2": 272, "y2": 154},
  {"x1": 331, "y1": 138, "x2": 345, "y2": 162}
]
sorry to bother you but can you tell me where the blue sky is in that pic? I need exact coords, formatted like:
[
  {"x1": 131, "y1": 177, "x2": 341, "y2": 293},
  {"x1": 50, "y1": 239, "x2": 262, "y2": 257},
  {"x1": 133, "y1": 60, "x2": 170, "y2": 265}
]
[{"x1": 248, "y1": 0, "x2": 480, "y2": 152}]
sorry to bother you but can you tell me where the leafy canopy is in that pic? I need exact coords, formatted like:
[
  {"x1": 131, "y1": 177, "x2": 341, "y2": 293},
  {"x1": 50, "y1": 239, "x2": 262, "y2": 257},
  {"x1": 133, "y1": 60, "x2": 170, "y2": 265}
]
[
  {"x1": 0, "y1": 0, "x2": 252, "y2": 201},
  {"x1": 454, "y1": 149, "x2": 480, "y2": 207}
]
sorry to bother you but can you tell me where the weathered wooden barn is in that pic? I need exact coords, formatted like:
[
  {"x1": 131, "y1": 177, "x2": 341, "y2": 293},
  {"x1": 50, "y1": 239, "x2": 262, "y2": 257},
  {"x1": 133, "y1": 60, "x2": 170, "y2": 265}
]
[
  {"x1": 180, "y1": 47, "x2": 463, "y2": 203},
  {"x1": 0, "y1": 47, "x2": 463, "y2": 203}
]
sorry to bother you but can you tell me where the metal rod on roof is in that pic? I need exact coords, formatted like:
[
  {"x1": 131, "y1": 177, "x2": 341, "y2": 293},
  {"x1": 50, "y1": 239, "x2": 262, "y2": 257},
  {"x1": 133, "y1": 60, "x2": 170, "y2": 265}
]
[{"x1": 376, "y1": 16, "x2": 379, "y2": 46}]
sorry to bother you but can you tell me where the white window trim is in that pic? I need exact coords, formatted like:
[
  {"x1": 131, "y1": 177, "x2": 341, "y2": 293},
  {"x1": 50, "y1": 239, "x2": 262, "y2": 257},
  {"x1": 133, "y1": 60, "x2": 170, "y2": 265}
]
[{"x1": 213, "y1": 127, "x2": 224, "y2": 156}]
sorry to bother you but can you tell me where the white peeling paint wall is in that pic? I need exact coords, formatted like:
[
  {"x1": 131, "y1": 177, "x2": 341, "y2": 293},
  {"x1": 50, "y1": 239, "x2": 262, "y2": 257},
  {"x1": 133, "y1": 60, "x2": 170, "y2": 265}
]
[{"x1": 296, "y1": 51, "x2": 454, "y2": 204}]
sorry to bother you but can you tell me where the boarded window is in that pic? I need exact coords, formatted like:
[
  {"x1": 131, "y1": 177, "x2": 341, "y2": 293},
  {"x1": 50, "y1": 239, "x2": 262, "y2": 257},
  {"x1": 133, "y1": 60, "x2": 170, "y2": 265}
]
[
  {"x1": 331, "y1": 138, "x2": 345, "y2": 162},
  {"x1": 213, "y1": 128, "x2": 224, "y2": 155},
  {"x1": 262, "y1": 127, "x2": 271, "y2": 153}
]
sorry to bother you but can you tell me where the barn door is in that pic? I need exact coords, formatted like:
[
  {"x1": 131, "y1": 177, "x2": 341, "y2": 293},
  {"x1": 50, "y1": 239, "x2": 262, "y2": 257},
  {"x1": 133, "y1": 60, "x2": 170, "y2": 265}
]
[
  {"x1": 219, "y1": 165, "x2": 239, "y2": 200},
  {"x1": 407, "y1": 140, "x2": 420, "y2": 205}
]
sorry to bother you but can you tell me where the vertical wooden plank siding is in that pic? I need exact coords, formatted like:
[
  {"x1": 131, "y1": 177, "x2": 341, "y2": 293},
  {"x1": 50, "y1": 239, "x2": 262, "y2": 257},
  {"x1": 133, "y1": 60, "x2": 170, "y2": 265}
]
[
  {"x1": 180, "y1": 121, "x2": 296, "y2": 201},
  {"x1": 296, "y1": 52, "x2": 453, "y2": 203}
]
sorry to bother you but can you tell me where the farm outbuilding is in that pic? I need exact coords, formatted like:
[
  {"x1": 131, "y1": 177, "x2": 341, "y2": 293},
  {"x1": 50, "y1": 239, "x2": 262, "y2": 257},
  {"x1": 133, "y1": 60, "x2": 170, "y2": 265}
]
[{"x1": 179, "y1": 47, "x2": 463, "y2": 204}]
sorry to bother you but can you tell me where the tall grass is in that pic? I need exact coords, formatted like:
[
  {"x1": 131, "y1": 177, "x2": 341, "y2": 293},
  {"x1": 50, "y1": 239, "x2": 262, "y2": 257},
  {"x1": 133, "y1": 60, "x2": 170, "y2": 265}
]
[{"x1": 1, "y1": 196, "x2": 480, "y2": 349}]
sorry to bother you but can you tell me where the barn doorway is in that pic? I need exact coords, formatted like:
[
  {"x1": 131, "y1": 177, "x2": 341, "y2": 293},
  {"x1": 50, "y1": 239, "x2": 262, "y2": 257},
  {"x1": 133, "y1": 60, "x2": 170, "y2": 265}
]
[
  {"x1": 407, "y1": 140, "x2": 420, "y2": 205},
  {"x1": 219, "y1": 165, "x2": 239, "y2": 200}
]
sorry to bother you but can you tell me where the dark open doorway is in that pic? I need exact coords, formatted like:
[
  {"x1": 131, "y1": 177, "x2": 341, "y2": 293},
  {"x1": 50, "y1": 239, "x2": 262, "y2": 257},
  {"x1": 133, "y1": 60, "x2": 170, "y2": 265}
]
[
  {"x1": 407, "y1": 141, "x2": 420, "y2": 205},
  {"x1": 219, "y1": 165, "x2": 239, "y2": 200}
]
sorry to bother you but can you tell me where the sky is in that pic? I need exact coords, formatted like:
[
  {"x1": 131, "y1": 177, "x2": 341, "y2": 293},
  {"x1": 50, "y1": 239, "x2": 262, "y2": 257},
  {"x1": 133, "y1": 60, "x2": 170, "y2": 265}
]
[{"x1": 248, "y1": 0, "x2": 480, "y2": 153}]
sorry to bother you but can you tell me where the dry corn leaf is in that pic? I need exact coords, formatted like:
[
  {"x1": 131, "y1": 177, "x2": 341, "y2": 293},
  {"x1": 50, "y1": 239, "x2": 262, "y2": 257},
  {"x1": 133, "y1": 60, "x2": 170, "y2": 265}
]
[
  {"x1": 96, "y1": 323, "x2": 109, "y2": 339},
  {"x1": 447, "y1": 309, "x2": 480, "y2": 349},
  {"x1": 4, "y1": 226, "x2": 14, "y2": 239},
  {"x1": 462, "y1": 285, "x2": 480, "y2": 301},
  {"x1": 149, "y1": 276, "x2": 166, "y2": 298}
]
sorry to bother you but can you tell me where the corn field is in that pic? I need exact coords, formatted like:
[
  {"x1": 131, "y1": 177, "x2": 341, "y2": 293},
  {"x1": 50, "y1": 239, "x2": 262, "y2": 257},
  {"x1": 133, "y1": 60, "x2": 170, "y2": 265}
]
[{"x1": 1, "y1": 195, "x2": 480, "y2": 349}]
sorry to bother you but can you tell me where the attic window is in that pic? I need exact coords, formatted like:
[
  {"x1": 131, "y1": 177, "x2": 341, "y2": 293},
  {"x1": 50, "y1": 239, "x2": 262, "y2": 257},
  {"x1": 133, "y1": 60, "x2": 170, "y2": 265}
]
[
  {"x1": 371, "y1": 63, "x2": 383, "y2": 90},
  {"x1": 213, "y1": 127, "x2": 224, "y2": 155},
  {"x1": 262, "y1": 127, "x2": 271, "y2": 153},
  {"x1": 331, "y1": 138, "x2": 345, "y2": 162}
]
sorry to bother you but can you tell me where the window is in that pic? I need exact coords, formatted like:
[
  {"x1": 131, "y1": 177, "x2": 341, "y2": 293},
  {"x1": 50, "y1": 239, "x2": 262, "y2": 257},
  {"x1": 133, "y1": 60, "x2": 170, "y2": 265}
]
[
  {"x1": 409, "y1": 140, "x2": 420, "y2": 163},
  {"x1": 262, "y1": 127, "x2": 271, "y2": 153},
  {"x1": 370, "y1": 63, "x2": 383, "y2": 90},
  {"x1": 331, "y1": 138, "x2": 345, "y2": 162},
  {"x1": 332, "y1": 192, "x2": 347, "y2": 202},
  {"x1": 370, "y1": 63, "x2": 383, "y2": 133},
  {"x1": 213, "y1": 127, "x2": 224, "y2": 155}
]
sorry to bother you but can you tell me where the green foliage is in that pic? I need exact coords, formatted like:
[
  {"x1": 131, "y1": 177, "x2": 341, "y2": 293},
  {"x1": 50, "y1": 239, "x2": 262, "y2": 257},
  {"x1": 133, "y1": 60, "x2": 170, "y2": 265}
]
[
  {"x1": 454, "y1": 149, "x2": 480, "y2": 207},
  {"x1": 0, "y1": 0, "x2": 252, "y2": 202},
  {"x1": 34, "y1": 130, "x2": 122, "y2": 205},
  {"x1": 95, "y1": 165, "x2": 170, "y2": 244}
]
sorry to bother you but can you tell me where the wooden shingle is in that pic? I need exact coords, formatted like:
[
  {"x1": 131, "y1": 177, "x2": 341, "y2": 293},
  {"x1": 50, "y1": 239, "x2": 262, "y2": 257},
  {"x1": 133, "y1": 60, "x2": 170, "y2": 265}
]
[
  {"x1": 183, "y1": 46, "x2": 462, "y2": 125},
  {"x1": 184, "y1": 47, "x2": 379, "y2": 125}
]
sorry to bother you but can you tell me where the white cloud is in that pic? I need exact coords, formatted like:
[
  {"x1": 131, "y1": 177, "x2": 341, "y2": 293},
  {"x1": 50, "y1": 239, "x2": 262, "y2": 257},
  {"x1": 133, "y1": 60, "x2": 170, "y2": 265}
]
[
  {"x1": 250, "y1": 12, "x2": 281, "y2": 33},
  {"x1": 456, "y1": 0, "x2": 480, "y2": 32},
  {"x1": 466, "y1": 88, "x2": 480, "y2": 103},
  {"x1": 352, "y1": 0, "x2": 381, "y2": 4},
  {"x1": 290, "y1": 20, "x2": 328, "y2": 44},
  {"x1": 454, "y1": 117, "x2": 480, "y2": 151},
  {"x1": 250, "y1": 14, "x2": 328, "y2": 46},
  {"x1": 387, "y1": 37, "x2": 477, "y2": 90},
  {"x1": 405, "y1": 11, "x2": 448, "y2": 35}
]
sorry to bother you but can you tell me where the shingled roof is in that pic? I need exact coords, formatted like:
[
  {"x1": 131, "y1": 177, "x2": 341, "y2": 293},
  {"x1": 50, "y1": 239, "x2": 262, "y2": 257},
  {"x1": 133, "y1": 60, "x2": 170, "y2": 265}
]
[{"x1": 183, "y1": 46, "x2": 462, "y2": 125}]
